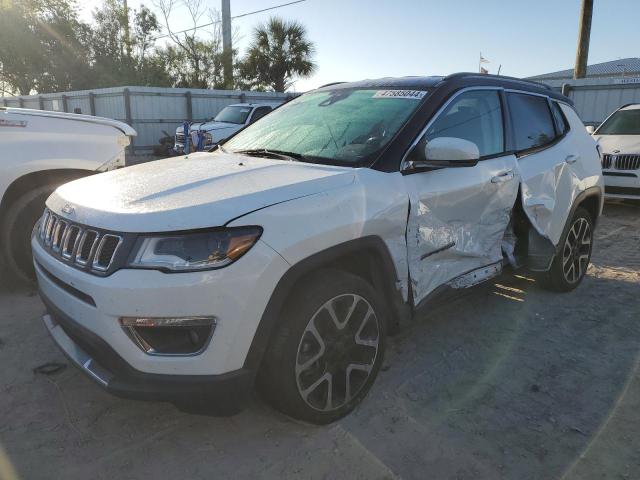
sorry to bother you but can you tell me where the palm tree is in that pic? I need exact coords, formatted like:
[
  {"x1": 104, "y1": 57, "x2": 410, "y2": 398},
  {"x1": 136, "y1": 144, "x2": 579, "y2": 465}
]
[{"x1": 240, "y1": 17, "x2": 316, "y2": 92}]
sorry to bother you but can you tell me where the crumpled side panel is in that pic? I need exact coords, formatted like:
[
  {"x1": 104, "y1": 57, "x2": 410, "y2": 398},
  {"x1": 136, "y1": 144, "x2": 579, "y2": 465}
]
[{"x1": 405, "y1": 160, "x2": 519, "y2": 305}]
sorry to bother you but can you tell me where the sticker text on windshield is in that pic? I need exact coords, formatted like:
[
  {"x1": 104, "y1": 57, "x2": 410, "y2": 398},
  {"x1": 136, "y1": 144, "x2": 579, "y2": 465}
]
[{"x1": 373, "y1": 90, "x2": 427, "y2": 100}]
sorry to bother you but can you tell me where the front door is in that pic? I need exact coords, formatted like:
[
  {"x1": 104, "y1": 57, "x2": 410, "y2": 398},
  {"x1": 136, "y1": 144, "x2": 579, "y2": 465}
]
[{"x1": 403, "y1": 89, "x2": 519, "y2": 305}]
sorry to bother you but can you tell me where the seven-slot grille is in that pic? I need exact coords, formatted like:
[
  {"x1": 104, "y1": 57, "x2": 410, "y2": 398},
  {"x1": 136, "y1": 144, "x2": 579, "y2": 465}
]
[
  {"x1": 38, "y1": 209, "x2": 123, "y2": 273},
  {"x1": 602, "y1": 153, "x2": 640, "y2": 171}
]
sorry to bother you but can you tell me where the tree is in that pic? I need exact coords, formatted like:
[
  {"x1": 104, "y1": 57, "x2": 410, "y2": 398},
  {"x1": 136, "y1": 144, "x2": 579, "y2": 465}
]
[
  {"x1": 88, "y1": 0, "x2": 171, "y2": 88},
  {"x1": 154, "y1": 0, "x2": 229, "y2": 89},
  {"x1": 0, "y1": 0, "x2": 91, "y2": 95},
  {"x1": 239, "y1": 17, "x2": 316, "y2": 92}
]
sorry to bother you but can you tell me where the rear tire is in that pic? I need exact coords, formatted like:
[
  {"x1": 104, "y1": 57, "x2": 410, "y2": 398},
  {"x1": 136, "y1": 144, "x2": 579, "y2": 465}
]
[
  {"x1": 540, "y1": 207, "x2": 594, "y2": 292},
  {"x1": 0, "y1": 185, "x2": 53, "y2": 286},
  {"x1": 258, "y1": 269, "x2": 387, "y2": 424}
]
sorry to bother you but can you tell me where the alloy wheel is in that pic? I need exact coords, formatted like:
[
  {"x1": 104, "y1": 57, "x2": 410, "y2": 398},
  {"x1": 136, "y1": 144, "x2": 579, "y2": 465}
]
[
  {"x1": 295, "y1": 294, "x2": 380, "y2": 412},
  {"x1": 562, "y1": 217, "x2": 592, "y2": 284}
]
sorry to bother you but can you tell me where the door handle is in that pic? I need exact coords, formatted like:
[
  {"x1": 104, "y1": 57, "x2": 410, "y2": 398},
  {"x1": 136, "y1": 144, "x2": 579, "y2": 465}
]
[
  {"x1": 565, "y1": 154, "x2": 579, "y2": 164},
  {"x1": 491, "y1": 170, "x2": 515, "y2": 183}
]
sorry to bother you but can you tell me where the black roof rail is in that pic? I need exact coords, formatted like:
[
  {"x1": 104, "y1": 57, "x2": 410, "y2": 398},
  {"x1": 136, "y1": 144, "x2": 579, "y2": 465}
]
[
  {"x1": 442, "y1": 72, "x2": 553, "y2": 91},
  {"x1": 318, "y1": 81, "x2": 347, "y2": 88}
]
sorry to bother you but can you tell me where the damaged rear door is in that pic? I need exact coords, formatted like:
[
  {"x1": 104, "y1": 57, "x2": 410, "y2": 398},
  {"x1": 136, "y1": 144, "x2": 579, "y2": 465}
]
[
  {"x1": 507, "y1": 93, "x2": 582, "y2": 248},
  {"x1": 402, "y1": 88, "x2": 519, "y2": 305}
]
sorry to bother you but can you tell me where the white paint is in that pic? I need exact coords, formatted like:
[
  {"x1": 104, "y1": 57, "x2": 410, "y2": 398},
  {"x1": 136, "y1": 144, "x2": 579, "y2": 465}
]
[
  {"x1": 403, "y1": 154, "x2": 519, "y2": 304},
  {"x1": 518, "y1": 104, "x2": 603, "y2": 245},
  {"x1": 48, "y1": 153, "x2": 357, "y2": 232},
  {"x1": 0, "y1": 108, "x2": 135, "y2": 214}
]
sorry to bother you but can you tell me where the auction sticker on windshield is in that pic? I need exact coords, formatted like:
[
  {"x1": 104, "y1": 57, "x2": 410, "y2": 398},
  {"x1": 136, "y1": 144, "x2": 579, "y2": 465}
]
[{"x1": 373, "y1": 90, "x2": 427, "y2": 100}]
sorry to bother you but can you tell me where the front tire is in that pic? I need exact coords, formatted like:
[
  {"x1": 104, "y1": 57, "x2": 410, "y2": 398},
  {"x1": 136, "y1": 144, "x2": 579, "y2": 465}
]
[
  {"x1": 258, "y1": 269, "x2": 387, "y2": 424},
  {"x1": 541, "y1": 207, "x2": 594, "y2": 292},
  {"x1": 0, "y1": 185, "x2": 53, "y2": 285}
]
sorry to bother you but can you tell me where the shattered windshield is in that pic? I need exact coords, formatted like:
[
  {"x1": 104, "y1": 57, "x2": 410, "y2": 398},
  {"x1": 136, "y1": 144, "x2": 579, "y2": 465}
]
[{"x1": 223, "y1": 88, "x2": 429, "y2": 165}]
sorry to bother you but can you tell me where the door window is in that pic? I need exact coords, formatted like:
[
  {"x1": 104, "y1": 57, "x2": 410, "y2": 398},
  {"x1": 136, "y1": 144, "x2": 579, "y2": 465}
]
[
  {"x1": 424, "y1": 90, "x2": 504, "y2": 157},
  {"x1": 507, "y1": 93, "x2": 556, "y2": 151}
]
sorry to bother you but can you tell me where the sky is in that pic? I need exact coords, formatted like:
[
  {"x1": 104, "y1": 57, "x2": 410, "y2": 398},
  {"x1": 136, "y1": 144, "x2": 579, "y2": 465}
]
[{"x1": 79, "y1": 0, "x2": 640, "y2": 91}]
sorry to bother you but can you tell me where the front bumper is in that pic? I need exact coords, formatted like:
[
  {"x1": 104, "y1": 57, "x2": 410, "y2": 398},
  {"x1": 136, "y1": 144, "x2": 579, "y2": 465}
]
[
  {"x1": 33, "y1": 236, "x2": 289, "y2": 377},
  {"x1": 603, "y1": 169, "x2": 640, "y2": 199},
  {"x1": 41, "y1": 291, "x2": 253, "y2": 410}
]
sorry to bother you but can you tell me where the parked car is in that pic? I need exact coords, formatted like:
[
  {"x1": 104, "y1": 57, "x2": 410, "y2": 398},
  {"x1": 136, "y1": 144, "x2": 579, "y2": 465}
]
[
  {"x1": 34, "y1": 74, "x2": 603, "y2": 424},
  {"x1": 589, "y1": 103, "x2": 640, "y2": 200},
  {"x1": 0, "y1": 107, "x2": 135, "y2": 284},
  {"x1": 174, "y1": 103, "x2": 281, "y2": 153}
]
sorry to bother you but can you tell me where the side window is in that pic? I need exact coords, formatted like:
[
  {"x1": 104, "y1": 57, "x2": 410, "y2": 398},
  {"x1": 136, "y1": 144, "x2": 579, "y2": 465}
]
[
  {"x1": 424, "y1": 90, "x2": 504, "y2": 157},
  {"x1": 250, "y1": 106, "x2": 272, "y2": 123},
  {"x1": 550, "y1": 101, "x2": 569, "y2": 136},
  {"x1": 507, "y1": 93, "x2": 556, "y2": 151}
]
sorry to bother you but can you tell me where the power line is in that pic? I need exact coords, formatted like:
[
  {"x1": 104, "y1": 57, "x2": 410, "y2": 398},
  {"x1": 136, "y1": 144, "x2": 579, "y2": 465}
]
[{"x1": 151, "y1": 0, "x2": 307, "y2": 41}]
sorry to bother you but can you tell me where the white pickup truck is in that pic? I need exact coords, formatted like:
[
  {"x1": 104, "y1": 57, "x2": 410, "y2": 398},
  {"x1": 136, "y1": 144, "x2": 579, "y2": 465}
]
[{"x1": 0, "y1": 108, "x2": 136, "y2": 284}]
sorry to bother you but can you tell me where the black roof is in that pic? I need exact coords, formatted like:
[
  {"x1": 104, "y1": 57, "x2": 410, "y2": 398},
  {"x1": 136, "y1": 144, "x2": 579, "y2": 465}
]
[{"x1": 318, "y1": 73, "x2": 571, "y2": 104}]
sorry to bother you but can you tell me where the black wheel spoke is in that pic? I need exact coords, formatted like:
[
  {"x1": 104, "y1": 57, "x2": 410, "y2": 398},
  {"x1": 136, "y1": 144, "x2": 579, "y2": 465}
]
[{"x1": 562, "y1": 217, "x2": 592, "y2": 285}]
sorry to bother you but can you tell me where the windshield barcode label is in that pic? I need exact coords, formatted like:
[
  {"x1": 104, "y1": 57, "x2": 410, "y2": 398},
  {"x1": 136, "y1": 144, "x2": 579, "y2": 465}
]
[{"x1": 373, "y1": 90, "x2": 427, "y2": 100}]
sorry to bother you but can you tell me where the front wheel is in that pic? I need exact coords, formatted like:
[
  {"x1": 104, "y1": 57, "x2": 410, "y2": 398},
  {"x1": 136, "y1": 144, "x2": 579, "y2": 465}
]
[
  {"x1": 541, "y1": 207, "x2": 594, "y2": 292},
  {"x1": 0, "y1": 185, "x2": 54, "y2": 286},
  {"x1": 258, "y1": 269, "x2": 387, "y2": 424}
]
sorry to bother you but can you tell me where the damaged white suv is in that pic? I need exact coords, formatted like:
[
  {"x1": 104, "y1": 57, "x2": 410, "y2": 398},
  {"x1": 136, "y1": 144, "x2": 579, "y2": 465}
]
[{"x1": 33, "y1": 74, "x2": 603, "y2": 424}]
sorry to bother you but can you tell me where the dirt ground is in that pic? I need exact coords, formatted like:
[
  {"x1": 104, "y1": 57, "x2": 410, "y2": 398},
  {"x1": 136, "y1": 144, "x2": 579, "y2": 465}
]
[{"x1": 0, "y1": 202, "x2": 639, "y2": 480}]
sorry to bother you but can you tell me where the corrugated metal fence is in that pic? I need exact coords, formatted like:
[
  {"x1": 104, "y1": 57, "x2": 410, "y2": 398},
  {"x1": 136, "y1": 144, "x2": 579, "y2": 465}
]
[
  {"x1": 1, "y1": 86, "x2": 290, "y2": 154},
  {"x1": 539, "y1": 77, "x2": 640, "y2": 126}
]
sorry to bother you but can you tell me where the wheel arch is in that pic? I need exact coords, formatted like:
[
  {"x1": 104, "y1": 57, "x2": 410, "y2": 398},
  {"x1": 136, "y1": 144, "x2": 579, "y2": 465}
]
[
  {"x1": 243, "y1": 236, "x2": 410, "y2": 372},
  {"x1": 0, "y1": 169, "x2": 92, "y2": 222}
]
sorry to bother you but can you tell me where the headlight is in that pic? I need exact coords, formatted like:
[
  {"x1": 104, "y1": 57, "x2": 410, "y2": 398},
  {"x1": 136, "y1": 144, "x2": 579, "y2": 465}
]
[{"x1": 129, "y1": 227, "x2": 262, "y2": 272}]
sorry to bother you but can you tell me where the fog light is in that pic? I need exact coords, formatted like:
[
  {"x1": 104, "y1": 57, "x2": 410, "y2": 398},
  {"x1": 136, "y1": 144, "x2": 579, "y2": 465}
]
[{"x1": 120, "y1": 316, "x2": 216, "y2": 356}]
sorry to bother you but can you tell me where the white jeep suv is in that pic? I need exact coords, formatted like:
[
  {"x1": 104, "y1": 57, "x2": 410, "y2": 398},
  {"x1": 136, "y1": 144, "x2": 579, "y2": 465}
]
[
  {"x1": 591, "y1": 103, "x2": 640, "y2": 199},
  {"x1": 33, "y1": 74, "x2": 603, "y2": 424}
]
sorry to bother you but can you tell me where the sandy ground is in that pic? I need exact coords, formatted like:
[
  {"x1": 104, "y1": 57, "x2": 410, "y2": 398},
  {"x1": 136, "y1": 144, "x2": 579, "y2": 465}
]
[{"x1": 0, "y1": 202, "x2": 639, "y2": 480}]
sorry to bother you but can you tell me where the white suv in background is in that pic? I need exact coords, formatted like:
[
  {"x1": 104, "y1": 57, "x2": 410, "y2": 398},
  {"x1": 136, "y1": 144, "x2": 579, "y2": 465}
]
[
  {"x1": 591, "y1": 103, "x2": 640, "y2": 199},
  {"x1": 174, "y1": 103, "x2": 280, "y2": 153},
  {"x1": 34, "y1": 74, "x2": 603, "y2": 424}
]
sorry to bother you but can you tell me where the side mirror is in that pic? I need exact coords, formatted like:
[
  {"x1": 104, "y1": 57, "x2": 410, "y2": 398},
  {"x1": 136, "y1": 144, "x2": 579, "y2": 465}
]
[
  {"x1": 585, "y1": 125, "x2": 595, "y2": 134},
  {"x1": 404, "y1": 137, "x2": 480, "y2": 171}
]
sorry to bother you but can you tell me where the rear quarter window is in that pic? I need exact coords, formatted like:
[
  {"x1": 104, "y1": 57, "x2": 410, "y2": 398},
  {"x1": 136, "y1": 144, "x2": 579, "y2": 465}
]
[
  {"x1": 507, "y1": 93, "x2": 556, "y2": 151},
  {"x1": 550, "y1": 101, "x2": 570, "y2": 136}
]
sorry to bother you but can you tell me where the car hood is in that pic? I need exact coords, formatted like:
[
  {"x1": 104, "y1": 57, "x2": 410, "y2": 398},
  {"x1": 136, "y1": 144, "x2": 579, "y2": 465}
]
[
  {"x1": 47, "y1": 152, "x2": 355, "y2": 232},
  {"x1": 593, "y1": 134, "x2": 640, "y2": 154}
]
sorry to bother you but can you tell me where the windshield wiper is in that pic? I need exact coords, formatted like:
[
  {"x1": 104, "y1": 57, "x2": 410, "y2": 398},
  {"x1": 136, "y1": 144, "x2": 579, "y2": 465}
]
[{"x1": 234, "y1": 149, "x2": 308, "y2": 162}]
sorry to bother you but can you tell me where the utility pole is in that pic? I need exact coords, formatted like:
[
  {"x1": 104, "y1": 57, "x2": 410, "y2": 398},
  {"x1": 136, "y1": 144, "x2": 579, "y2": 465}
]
[
  {"x1": 123, "y1": 0, "x2": 132, "y2": 58},
  {"x1": 222, "y1": 0, "x2": 233, "y2": 89},
  {"x1": 573, "y1": 0, "x2": 594, "y2": 79}
]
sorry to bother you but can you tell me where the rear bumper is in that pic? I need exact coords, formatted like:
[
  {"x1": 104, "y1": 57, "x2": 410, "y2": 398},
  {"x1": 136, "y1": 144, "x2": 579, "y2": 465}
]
[{"x1": 41, "y1": 289, "x2": 254, "y2": 411}]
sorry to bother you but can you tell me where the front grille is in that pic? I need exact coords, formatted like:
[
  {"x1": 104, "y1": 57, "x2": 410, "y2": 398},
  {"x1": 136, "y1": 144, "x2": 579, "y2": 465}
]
[
  {"x1": 602, "y1": 153, "x2": 640, "y2": 170},
  {"x1": 176, "y1": 133, "x2": 185, "y2": 143},
  {"x1": 38, "y1": 209, "x2": 123, "y2": 274}
]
